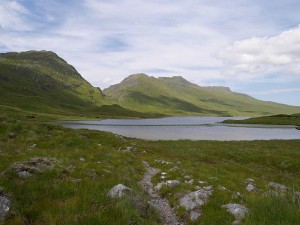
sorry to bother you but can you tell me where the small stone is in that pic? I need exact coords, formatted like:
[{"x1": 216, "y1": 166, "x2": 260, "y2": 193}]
[
  {"x1": 218, "y1": 185, "x2": 227, "y2": 191},
  {"x1": 209, "y1": 177, "x2": 219, "y2": 181},
  {"x1": 246, "y1": 184, "x2": 258, "y2": 192},
  {"x1": 160, "y1": 175, "x2": 166, "y2": 179},
  {"x1": 30, "y1": 144, "x2": 36, "y2": 148},
  {"x1": 0, "y1": 195, "x2": 10, "y2": 221},
  {"x1": 198, "y1": 180, "x2": 207, "y2": 184},
  {"x1": 184, "y1": 175, "x2": 191, "y2": 180},
  {"x1": 161, "y1": 172, "x2": 167, "y2": 176},
  {"x1": 79, "y1": 157, "x2": 85, "y2": 162},
  {"x1": 195, "y1": 186, "x2": 201, "y2": 190},
  {"x1": 142, "y1": 151, "x2": 147, "y2": 154},
  {"x1": 222, "y1": 203, "x2": 248, "y2": 225},
  {"x1": 169, "y1": 166, "x2": 179, "y2": 171},
  {"x1": 190, "y1": 210, "x2": 201, "y2": 221},
  {"x1": 268, "y1": 182, "x2": 289, "y2": 192},
  {"x1": 245, "y1": 178, "x2": 254, "y2": 184},
  {"x1": 203, "y1": 186, "x2": 213, "y2": 191},
  {"x1": 108, "y1": 184, "x2": 132, "y2": 198},
  {"x1": 17, "y1": 171, "x2": 32, "y2": 178}
]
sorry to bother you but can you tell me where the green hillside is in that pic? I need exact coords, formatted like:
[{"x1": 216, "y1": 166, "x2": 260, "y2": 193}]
[
  {"x1": 0, "y1": 51, "x2": 157, "y2": 118},
  {"x1": 104, "y1": 73, "x2": 300, "y2": 116}
]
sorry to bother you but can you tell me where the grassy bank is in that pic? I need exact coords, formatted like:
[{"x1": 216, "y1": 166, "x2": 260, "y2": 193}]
[
  {"x1": 0, "y1": 112, "x2": 299, "y2": 224},
  {"x1": 223, "y1": 113, "x2": 300, "y2": 126}
]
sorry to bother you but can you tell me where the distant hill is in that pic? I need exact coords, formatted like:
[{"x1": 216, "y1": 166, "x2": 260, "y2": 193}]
[
  {"x1": 104, "y1": 73, "x2": 300, "y2": 116},
  {"x1": 0, "y1": 51, "x2": 156, "y2": 118},
  {"x1": 1, "y1": 51, "x2": 299, "y2": 118}
]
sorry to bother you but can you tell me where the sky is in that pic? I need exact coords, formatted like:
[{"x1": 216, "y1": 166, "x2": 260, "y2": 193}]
[{"x1": 1, "y1": 0, "x2": 300, "y2": 106}]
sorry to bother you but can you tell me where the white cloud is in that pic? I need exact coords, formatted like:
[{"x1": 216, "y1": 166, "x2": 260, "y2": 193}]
[
  {"x1": 218, "y1": 26, "x2": 300, "y2": 77},
  {"x1": 0, "y1": 1, "x2": 31, "y2": 31}
]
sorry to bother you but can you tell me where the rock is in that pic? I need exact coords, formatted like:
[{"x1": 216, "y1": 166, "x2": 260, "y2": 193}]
[
  {"x1": 232, "y1": 192, "x2": 243, "y2": 199},
  {"x1": 30, "y1": 144, "x2": 36, "y2": 148},
  {"x1": 17, "y1": 171, "x2": 32, "y2": 178},
  {"x1": 169, "y1": 166, "x2": 179, "y2": 171},
  {"x1": 79, "y1": 157, "x2": 85, "y2": 162},
  {"x1": 107, "y1": 184, "x2": 132, "y2": 198},
  {"x1": 184, "y1": 175, "x2": 191, "y2": 180},
  {"x1": 218, "y1": 185, "x2": 227, "y2": 191},
  {"x1": 8, "y1": 132, "x2": 17, "y2": 139},
  {"x1": 268, "y1": 182, "x2": 289, "y2": 192},
  {"x1": 154, "y1": 159, "x2": 173, "y2": 165},
  {"x1": 179, "y1": 188, "x2": 212, "y2": 210},
  {"x1": 203, "y1": 186, "x2": 213, "y2": 191},
  {"x1": 209, "y1": 177, "x2": 219, "y2": 181},
  {"x1": 245, "y1": 178, "x2": 254, "y2": 184},
  {"x1": 190, "y1": 210, "x2": 201, "y2": 221},
  {"x1": 0, "y1": 195, "x2": 10, "y2": 221},
  {"x1": 155, "y1": 180, "x2": 181, "y2": 191},
  {"x1": 142, "y1": 151, "x2": 147, "y2": 154},
  {"x1": 185, "y1": 179, "x2": 194, "y2": 184},
  {"x1": 246, "y1": 184, "x2": 258, "y2": 192},
  {"x1": 222, "y1": 203, "x2": 248, "y2": 225},
  {"x1": 198, "y1": 180, "x2": 207, "y2": 184},
  {"x1": 195, "y1": 186, "x2": 201, "y2": 190},
  {"x1": 295, "y1": 191, "x2": 300, "y2": 198},
  {"x1": 161, "y1": 172, "x2": 167, "y2": 176},
  {"x1": 160, "y1": 175, "x2": 166, "y2": 179}
]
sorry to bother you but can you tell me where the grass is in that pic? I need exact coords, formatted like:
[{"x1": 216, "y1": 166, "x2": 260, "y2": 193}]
[
  {"x1": 223, "y1": 113, "x2": 300, "y2": 126},
  {"x1": 0, "y1": 110, "x2": 300, "y2": 225}
]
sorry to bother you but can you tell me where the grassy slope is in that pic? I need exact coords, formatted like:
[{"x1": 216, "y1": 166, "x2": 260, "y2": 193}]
[
  {"x1": 104, "y1": 74, "x2": 300, "y2": 116},
  {"x1": 0, "y1": 111, "x2": 299, "y2": 225},
  {"x1": 223, "y1": 113, "x2": 300, "y2": 126},
  {"x1": 0, "y1": 51, "x2": 162, "y2": 119}
]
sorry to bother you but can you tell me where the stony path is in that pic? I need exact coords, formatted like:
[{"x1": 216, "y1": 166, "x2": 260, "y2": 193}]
[{"x1": 140, "y1": 161, "x2": 184, "y2": 225}]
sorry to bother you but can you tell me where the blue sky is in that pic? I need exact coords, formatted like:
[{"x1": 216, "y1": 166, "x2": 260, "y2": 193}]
[{"x1": 1, "y1": 0, "x2": 300, "y2": 106}]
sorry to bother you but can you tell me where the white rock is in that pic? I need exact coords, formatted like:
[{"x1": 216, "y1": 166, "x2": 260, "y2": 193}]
[
  {"x1": 79, "y1": 157, "x2": 85, "y2": 162},
  {"x1": 17, "y1": 171, "x2": 32, "y2": 178},
  {"x1": 179, "y1": 188, "x2": 212, "y2": 210},
  {"x1": 218, "y1": 185, "x2": 227, "y2": 191},
  {"x1": 107, "y1": 184, "x2": 132, "y2": 198},
  {"x1": 222, "y1": 203, "x2": 248, "y2": 224},
  {"x1": 246, "y1": 184, "x2": 258, "y2": 192},
  {"x1": 161, "y1": 172, "x2": 167, "y2": 175},
  {"x1": 198, "y1": 180, "x2": 207, "y2": 184}
]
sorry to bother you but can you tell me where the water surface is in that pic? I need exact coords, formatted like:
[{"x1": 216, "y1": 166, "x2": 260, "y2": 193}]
[{"x1": 59, "y1": 117, "x2": 300, "y2": 141}]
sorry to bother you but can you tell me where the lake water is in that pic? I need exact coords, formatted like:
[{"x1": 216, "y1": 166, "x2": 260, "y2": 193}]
[{"x1": 59, "y1": 117, "x2": 300, "y2": 141}]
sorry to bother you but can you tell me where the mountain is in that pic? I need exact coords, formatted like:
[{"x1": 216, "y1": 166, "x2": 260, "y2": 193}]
[
  {"x1": 104, "y1": 73, "x2": 300, "y2": 116},
  {"x1": 0, "y1": 51, "x2": 158, "y2": 118}
]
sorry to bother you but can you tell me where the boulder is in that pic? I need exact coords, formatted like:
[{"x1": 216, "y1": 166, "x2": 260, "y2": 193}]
[
  {"x1": 108, "y1": 184, "x2": 132, "y2": 198},
  {"x1": 222, "y1": 203, "x2": 248, "y2": 225},
  {"x1": 179, "y1": 188, "x2": 212, "y2": 210}
]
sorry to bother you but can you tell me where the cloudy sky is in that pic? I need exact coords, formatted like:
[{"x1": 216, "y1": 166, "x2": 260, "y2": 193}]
[{"x1": 1, "y1": 0, "x2": 300, "y2": 106}]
